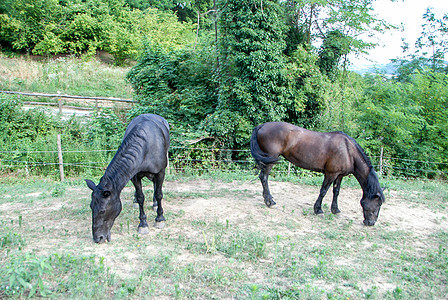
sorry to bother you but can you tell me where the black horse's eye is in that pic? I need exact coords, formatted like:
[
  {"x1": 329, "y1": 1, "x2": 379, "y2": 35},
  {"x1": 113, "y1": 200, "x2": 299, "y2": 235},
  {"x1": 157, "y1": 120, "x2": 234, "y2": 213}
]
[{"x1": 102, "y1": 191, "x2": 111, "y2": 198}]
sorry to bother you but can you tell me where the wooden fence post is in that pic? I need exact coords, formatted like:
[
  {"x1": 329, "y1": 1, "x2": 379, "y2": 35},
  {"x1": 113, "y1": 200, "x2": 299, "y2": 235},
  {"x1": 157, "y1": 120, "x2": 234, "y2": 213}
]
[
  {"x1": 58, "y1": 98, "x2": 63, "y2": 114},
  {"x1": 379, "y1": 147, "x2": 384, "y2": 175},
  {"x1": 57, "y1": 134, "x2": 64, "y2": 181}
]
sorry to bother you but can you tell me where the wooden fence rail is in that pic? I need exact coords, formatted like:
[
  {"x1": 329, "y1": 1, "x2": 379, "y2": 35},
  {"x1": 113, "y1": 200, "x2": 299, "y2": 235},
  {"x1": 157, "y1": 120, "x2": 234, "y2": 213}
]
[{"x1": 0, "y1": 90, "x2": 134, "y2": 103}]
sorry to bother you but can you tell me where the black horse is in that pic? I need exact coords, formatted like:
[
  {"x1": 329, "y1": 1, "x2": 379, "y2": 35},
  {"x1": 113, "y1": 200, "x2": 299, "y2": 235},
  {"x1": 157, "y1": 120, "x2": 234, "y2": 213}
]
[
  {"x1": 250, "y1": 122, "x2": 385, "y2": 226},
  {"x1": 86, "y1": 114, "x2": 170, "y2": 243}
]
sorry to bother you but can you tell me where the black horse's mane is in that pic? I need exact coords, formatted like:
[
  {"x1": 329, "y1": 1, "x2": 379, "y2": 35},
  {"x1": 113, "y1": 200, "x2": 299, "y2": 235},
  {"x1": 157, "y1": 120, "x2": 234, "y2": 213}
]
[{"x1": 102, "y1": 127, "x2": 146, "y2": 189}]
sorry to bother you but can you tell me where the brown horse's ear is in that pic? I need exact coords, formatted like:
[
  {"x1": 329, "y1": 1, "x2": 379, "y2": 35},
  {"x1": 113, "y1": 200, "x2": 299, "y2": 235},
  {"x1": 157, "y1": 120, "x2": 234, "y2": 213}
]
[{"x1": 86, "y1": 179, "x2": 96, "y2": 191}]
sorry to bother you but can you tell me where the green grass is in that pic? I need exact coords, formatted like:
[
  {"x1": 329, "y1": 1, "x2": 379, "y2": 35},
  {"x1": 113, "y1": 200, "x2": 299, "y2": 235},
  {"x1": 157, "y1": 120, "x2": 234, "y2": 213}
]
[{"x1": 0, "y1": 173, "x2": 447, "y2": 299}]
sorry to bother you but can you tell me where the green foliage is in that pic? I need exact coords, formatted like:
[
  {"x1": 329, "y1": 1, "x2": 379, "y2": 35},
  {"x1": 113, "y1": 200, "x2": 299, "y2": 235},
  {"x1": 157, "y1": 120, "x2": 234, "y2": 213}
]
[
  {"x1": 281, "y1": 0, "x2": 392, "y2": 58},
  {"x1": 415, "y1": 8, "x2": 448, "y2": 72},
  {"x1": 127, "y1": 43, "x2": 218, "y2": 143},
  {"x1": 0, "y1": 95, "x2": 61, "y2": 145},
  {"x1": 354, "y1": 71, "x2": 448, "y2": 177},
  {"x1": 0, "y1": 94, "x2": 120, "y2": 177},
  {"x1": 217, "y1": 0, "x2": 290, "y2": 125},
  {"x1": 286, "y1": 46, "x2": 330, "y2": 128},
  {"x1": 317, "y1": 30, "x2": 350, "y2": 80},
  {"x1": 0, "y1": 0, "x2": 195, "y2": 64},
  {"x1": 86, "y1": 109, "x2": 126, "y2": 148}
]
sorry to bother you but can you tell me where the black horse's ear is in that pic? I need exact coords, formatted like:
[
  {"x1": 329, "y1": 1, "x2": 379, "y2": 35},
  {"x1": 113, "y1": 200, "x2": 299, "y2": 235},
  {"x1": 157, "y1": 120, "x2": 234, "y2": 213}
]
[
  {"x1": 102, "y1": 191, "x2": 111, "y2": 198},
  {"x1": 376, "y1": 191, "x2": 385, "y2": 203},
  {"x1": 86, "y1": 179, "x2": 96, "y2": 191}
]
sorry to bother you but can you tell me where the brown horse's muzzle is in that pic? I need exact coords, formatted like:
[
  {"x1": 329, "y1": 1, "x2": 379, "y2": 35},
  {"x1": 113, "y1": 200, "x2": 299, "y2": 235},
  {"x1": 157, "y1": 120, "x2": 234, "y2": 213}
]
[{"x1": 361, "y1": 198, "x2": 382, "y2": 226}]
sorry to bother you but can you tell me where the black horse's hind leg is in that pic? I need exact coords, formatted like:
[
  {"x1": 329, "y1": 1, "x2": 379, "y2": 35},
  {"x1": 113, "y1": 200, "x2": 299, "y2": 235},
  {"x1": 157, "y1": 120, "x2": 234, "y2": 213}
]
[
  {"x1": 153, "y1": 169, "x2": 166, "y2": 228},
  {"x1": 314, "y1": 173, "x2": 337, "y2": 214},
  {"x1": 331, "y1": 176, "x2": 343, "y2": 214},
  {"x1": 131, "y1": 174, "x2": 149, "y2": 234},
  {"x1": 259, "y1": 163, "x2": 276, "y2": 207}
]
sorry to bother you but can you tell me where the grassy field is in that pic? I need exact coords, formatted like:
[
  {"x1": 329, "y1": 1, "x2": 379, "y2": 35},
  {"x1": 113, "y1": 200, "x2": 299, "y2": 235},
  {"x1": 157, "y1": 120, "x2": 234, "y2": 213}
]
[
  {"x1": 0, "y1": 53, "x2": 133, "y2": 99},
  {"x1": 0, "y1": 173, "x2": 447, "y2": 299}
]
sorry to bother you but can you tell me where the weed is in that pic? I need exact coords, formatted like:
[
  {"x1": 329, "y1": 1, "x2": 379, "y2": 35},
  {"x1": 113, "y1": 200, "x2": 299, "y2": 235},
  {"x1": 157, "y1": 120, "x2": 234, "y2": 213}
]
[
  {"x1": 0, "y1": 227, "x2": 25, "y2": 250},
  {"x1": 51, "y1": 184, "x2": 66, "y2": 197}
]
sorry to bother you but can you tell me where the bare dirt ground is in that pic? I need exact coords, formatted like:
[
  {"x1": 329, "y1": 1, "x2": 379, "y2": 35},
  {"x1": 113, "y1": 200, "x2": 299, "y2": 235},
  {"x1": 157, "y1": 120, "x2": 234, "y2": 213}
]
[{"x1": 1, "y1": 177, "x2": 448, "y2": 298}]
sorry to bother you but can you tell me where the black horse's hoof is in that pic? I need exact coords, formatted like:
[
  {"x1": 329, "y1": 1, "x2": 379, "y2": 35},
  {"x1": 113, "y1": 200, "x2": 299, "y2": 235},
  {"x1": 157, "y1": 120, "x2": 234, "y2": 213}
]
[
  {"x1": 314, "y1": 209, "x2": 324, "y2": 215},
  {"x1": 265, "y1": 199, "x2": 276, "y2": 207},
  {"x1": 138, "y1": 226, "x2": 149, "y2": 234},
  {"x1": 154, "y1": 221, "x2": 165, "y2": 229}
]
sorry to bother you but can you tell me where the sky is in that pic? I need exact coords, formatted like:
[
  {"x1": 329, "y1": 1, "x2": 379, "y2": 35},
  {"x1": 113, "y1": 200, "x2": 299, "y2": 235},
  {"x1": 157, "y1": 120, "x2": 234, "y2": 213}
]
[{"x1": 349, "y1": 0, "x2": 448, "y2": 68}]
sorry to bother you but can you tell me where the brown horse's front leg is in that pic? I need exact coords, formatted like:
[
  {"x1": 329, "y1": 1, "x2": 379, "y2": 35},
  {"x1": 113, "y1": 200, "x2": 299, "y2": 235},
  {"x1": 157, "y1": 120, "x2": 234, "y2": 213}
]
[
  {"x1": 259, "y1": 163, "x2": 276, "y2": 207},
  {"x1": 314, "y1": 174, "x2": 336, "y2": 214},
  {"x1": 331, "y1": 176, "x2": 343, "y2": 214}
]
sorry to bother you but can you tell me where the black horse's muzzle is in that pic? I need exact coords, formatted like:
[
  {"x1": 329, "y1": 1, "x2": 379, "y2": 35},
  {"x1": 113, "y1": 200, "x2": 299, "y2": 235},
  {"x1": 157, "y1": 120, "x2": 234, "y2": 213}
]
[
  {"x1": 93, "y1": 232, "x2": 111, "y2": 243},
  {"x1": 363, "y1": 219, "x2": 376, "y2": 226}
]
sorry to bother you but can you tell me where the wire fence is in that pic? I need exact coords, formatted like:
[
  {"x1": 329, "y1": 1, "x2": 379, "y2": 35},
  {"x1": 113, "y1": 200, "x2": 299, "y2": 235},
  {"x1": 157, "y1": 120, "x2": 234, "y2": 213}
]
[{"x1": 1, "y1": 144, "x2": 447, "y2": 180}]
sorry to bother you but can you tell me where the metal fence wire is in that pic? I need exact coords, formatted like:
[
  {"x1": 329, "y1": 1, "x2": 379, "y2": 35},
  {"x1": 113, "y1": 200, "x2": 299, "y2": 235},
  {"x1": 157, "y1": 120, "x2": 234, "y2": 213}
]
[{"x1": 0, "y1": 145, "x2": 447, "y2": 179}]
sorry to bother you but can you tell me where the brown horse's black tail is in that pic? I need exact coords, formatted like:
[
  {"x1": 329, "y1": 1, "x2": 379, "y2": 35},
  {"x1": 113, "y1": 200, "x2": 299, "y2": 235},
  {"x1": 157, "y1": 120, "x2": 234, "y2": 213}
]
[{"x1": 250, "y1": 124, "x2": 280, "y2": 165}]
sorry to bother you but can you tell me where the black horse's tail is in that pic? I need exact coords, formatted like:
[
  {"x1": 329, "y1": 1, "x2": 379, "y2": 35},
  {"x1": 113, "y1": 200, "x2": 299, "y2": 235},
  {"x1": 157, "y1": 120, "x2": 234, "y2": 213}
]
[{"x1": 250, "y1": 124, "x2": 280, "y2": 165}]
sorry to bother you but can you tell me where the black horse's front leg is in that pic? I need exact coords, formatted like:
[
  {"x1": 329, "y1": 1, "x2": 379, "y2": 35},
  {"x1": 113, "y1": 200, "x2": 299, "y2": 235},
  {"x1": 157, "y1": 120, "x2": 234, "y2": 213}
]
[
  {"x1": 153, "y1": 170, "x2": 166, "y2": 229},
  {"x1": 131, "y1": 175, "x2": 149, "y2": 234},
  {"x1": 259, "y1": 163, "x2": 276, "y2": 207}
]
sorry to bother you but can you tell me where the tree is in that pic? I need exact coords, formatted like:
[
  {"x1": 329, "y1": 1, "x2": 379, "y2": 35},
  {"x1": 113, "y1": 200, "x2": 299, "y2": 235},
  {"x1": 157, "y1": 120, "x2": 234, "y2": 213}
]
[
  {"x1": 415, "y1": 8, "x2": 448, "y2": 72},
  {"x1": 317, "y1": 29, "x2": 350, "y2": 80},
  {"x1": 282, "y1": 0, "x2": 393, "y2": 67},
  {"x1": 207, "y1": 0, "x2": 293, "y2": 148},
  {"x1": 393, "y1": 8, "x2": 448, "y2": 81}
]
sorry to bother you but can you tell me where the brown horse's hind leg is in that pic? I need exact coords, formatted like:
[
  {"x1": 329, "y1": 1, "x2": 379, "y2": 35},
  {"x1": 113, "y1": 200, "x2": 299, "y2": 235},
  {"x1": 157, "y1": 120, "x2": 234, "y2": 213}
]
[
  {"x1": 314, "y1": 173, "x2": 337, "y2": 214},
  {"x1": 259, "y1": 163, "x2": 276, "y2": 207},
  {"x1": 331, "y1": 176, "x2": 343, "y2": 214}
]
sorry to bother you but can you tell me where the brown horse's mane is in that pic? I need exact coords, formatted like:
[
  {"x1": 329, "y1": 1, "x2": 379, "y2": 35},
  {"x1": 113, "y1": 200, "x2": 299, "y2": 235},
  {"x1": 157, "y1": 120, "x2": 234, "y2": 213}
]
[
  {"x1": 333, "y1": 131, "x2": 373, "y2": 169},
  {"x1": 335, "y1": 131, "x2": 384, "y2": 202}
]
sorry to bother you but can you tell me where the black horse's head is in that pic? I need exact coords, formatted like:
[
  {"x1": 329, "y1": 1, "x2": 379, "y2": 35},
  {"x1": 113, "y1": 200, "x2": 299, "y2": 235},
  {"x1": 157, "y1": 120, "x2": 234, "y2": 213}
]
[{"x1": 86, "y1": 179, "x2": 122, "y2": 243}]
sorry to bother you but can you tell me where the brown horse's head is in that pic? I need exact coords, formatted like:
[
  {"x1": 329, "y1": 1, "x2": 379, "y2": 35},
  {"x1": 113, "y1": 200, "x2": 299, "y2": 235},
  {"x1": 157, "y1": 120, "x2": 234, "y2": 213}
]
[
  {"x1": 361, "y1": 194, "x2": 383, "y2": 226},
  {"x1": 359, "y1": 167, "x2": 386, "y2": 226},
  {"x1": 86, "y1": 179, "x2": 122, "y2": 243}
]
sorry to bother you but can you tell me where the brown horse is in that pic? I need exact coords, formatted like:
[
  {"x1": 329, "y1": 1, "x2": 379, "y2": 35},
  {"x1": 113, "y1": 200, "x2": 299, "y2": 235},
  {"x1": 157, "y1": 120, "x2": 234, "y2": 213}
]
[{"x1": 250, "y1": 122, "x2": 385, "y2": 226}]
